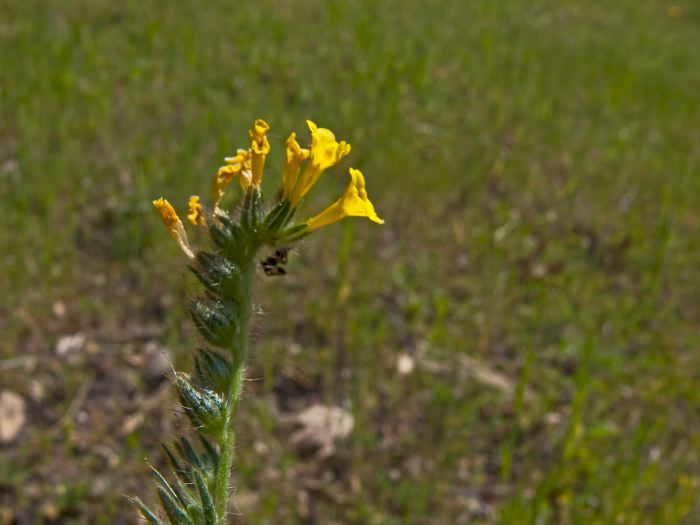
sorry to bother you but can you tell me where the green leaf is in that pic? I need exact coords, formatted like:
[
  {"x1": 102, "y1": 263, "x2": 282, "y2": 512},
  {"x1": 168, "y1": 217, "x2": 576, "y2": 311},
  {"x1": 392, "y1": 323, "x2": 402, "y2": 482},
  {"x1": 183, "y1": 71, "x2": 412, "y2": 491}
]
[
  {"x1": 173, "y1": 479, "x2": 197, "y2": 510},
  {"x1": 162, "y1": 443, "x2": 193, "y2": 485},
  {"x1": 198, "y1": 435, "x2": 220, "y2": 473},
  {"x1": 157, "y1": 485, "x2": 194, "y2": 525},
  {"x1": 150, "y1": 466, "x2": 179, "y2": 506},
  {"x1": 278, "y1": 222, "x2": 308, "y2": 243},
  {"x1": 129, "y1": 496, "x2": 164, "y2": 525},
  {"x1": 194, "y1": 348, "x2": 233, "y2": 393},
  {"x1": 194, "y1": 469, "x2": 217, "y2": 525},
  {"x1": 262, "y1": 197, "x2": 291, "y2": 234},
  {"x1": 186, "y1": 503, "x2": 206, "y2": 525},
  {"x1": 178, "y1": 437, "x2": 204, "y2": 471}
]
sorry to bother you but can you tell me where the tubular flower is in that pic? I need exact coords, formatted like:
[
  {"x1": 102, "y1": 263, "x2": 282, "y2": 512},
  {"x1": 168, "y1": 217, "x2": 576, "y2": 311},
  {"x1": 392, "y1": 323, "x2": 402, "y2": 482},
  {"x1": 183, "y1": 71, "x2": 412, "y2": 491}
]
[
  {"x1": 305, "y1": 168, "x2": 383, "y2": 233},
  {"x1": 213, "y1": 149, "x2": 252, "y2": 209},
  {"x1": 225, "y1": 149, "x2": 253, "y2": 190},
  {"x1": 248, "y1": 119, "x2": 270, "y2": 188},
  {"x1": 281, "y1": 133, "x2": 310, "y2": 199},
  {"x1": 289, "y1": 120, "x2": 351, "y2": 206},
  {"x1": 187, "y1": 195, "x2": 206, "y2": 226},
  {"x1": 153, "y1": 197, "x2": 195, "y2": 259}
]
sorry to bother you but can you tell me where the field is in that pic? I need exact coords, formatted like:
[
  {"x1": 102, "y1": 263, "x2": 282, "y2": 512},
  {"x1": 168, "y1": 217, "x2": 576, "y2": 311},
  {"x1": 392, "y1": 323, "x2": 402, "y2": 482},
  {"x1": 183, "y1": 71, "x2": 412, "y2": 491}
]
[{"x1": 2, "y1": 0, "x2": 700, "y2": 523}]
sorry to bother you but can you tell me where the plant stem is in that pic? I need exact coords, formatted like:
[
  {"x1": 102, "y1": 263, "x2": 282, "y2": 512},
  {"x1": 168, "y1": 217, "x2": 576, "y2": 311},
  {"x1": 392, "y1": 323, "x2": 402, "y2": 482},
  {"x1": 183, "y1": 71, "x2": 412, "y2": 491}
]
[{"x1": 214, "y1": 256, "x2": 255, "y2": 524}]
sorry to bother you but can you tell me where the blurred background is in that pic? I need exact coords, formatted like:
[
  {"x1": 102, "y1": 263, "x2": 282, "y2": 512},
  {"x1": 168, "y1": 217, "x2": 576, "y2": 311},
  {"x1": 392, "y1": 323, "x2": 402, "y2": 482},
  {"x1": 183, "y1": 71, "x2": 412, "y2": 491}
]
[{"x1": 1, "y1": 0, "x2": 700, "y2": 523}]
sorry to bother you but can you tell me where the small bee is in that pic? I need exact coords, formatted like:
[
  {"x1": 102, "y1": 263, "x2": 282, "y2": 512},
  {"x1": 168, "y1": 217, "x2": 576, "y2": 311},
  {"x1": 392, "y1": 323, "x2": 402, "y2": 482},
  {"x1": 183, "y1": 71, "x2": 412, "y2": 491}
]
[{"x1": 260, "y1": 246, "x2": 291, "y2": 276}]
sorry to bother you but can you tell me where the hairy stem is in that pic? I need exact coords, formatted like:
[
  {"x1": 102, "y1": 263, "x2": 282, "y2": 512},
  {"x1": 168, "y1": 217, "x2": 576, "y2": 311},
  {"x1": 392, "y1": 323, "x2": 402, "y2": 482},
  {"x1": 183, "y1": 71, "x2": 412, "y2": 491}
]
[{"x1": 214, "y1": 255, "x2": 255, "y2": 523}]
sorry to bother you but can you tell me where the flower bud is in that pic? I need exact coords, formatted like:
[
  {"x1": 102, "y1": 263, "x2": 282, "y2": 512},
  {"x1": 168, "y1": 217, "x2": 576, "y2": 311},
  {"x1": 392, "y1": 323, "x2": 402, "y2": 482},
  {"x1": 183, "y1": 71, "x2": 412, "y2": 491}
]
[
  {"x1": 175, "y1": 374, "x2": 226, "y2": 436},
  {"x1": 208, "y1": 214, "x2": 243, "y2": 254},
  {"x1": 194, "y1": 348, "x2": 233, "y2": 393},
  {"x1": 189, "y1": 298, "x2": 239, "y2": 348},
  {"x1": 190, "y1": 252, "x2": 242, "y2": 297},
  {"x1": 241, "y1": 187, "x2": 263, "y2": 232}
]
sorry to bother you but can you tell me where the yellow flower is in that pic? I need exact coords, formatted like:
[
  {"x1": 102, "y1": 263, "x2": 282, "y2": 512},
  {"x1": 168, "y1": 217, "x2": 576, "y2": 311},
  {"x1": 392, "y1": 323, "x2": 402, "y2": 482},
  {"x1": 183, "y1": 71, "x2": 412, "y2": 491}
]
[
  {"x1": 213, "y1": 149, "x2": 252, "y2": 209},
  {"x1": 225, "y1": 149, "x2": 254, "y2": 190},
  {"x1": 281, "y1": 132, "x2": 310, "y2": 199},
  {"x1": 153, "y1": 197, "x2": 195, "y2": 259},
  {"x1": 248, "y1": 118, "x2": 270, "y2": 188},
  {"x1": 187, "y1": 195, "x2": 206, "y2": 226},
  {"x1": 305, "y1": 168, "x2": 383, "y2": 233},
  {"x1": 289, "y1": 120, "x2": 351, "y2": 206}
]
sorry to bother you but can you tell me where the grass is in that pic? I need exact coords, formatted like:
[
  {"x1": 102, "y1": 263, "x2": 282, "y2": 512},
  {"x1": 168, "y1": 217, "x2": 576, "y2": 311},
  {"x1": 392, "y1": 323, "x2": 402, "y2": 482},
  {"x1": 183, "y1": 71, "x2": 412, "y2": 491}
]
[{"x1": 2, "y1": 0, "x2": 700, "y2": 523}]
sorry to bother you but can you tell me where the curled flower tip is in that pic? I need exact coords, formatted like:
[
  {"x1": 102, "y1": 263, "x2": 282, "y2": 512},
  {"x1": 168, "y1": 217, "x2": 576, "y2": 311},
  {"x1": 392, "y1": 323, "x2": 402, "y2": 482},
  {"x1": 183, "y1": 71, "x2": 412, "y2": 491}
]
[
  {"x1": 152, "y1": 197, "x2": 195, "y2": 259},
  {"x1": 248, "y1": 119, "x2": 271, "y2": 187},
  {"x1": 213, "y1": 165, "x2": 237, "y2": 210},
  {"x1": 153, "y1": 197, "x2": 179, "y2": 228},
  {"x1": 289, "y1": 120, "x2": 351, "y2": 206},
  {"x1": 249, "y1": 119, "x2": 271, "y2": 151},
  {"x1": 304, "y1": 168, "x2": 383, "y2": 233},
  {"x1": 224, "y1": 148, "x2": 252, "y2": 167},
  {"x1": 306, "y1": 120, "x2": 351, "y2": 171},
  {"x1": 187, "y1": 195, "x2": 206, "y2": 226},
  {"x1": 282, "y1": 132, "x2": 310, "y2": 199},
  {"x1": 213, "y1": 149, "x2": 253, "y2": 209}
]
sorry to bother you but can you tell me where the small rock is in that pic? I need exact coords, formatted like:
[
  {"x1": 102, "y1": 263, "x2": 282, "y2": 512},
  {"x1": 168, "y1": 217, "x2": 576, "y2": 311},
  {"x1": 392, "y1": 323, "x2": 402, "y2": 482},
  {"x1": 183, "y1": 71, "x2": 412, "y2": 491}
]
[
  {"x1": 290, "y1": 404, "x2": 353, "y2": 457},
  {"x1": 121, "y1": 413, "x2": 143, "y2": 436},
  {"x1": 40, "y1": 503, "x2": 59, "y2": 521},
  {"x1": 0, "y1": 158, "x2": 18, "y2": 176},
  {"x1": 76, "y1": 410, "x2": 89, "y2": 424},
  {"x1": 649, "y1": 446, "x2": 661, "y2": 463},
  {"x1": 89, "y1": 475, "x2": 110, "y2": 498},
  {"x1": 0, "y1": 390, "x2": 26, "y2": 444},
  {"x1": 531, "y1": 262, "x2": 547, "y2": 279},
  {"x1": 28, "y1": 380, "x2": 45, "y2": 402},
  {"x1": 55, "y1": 332, "x2": 86, "y2": 356},
  {"x1": 253, "y1": 440, "x2": 269, "y2": 455},
  {"x1": 94, "y1": 445, "x2": 120, "y2": 468},
  {"x1": 122, "y1": 344, "x2": 144, "y2": 368},
  {"x1": 85, "y1": 340, "x2": 100, "y2": 356},
  {"x1": 52, "y1": 301, "x2": 66, "y2": 318},
  {"x1": 396, "y1": 354, "x2": 415, "y2": 375},
  {"x1": 464, "y1": 495, "x2": 493, "y2": 520},
  {"x1": 544, "y1": 412, "x2": 563, "y2": 426},
  {"x1": 296, "y1": 489, "x2": 311, "y2": 520}
]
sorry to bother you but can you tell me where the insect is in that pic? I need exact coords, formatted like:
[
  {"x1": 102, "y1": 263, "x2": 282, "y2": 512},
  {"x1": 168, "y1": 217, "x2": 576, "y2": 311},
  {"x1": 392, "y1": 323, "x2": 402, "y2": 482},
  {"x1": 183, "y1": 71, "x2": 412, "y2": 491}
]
[{"x1": 260, "y1": 246, "x2": 290, "y2": 276}]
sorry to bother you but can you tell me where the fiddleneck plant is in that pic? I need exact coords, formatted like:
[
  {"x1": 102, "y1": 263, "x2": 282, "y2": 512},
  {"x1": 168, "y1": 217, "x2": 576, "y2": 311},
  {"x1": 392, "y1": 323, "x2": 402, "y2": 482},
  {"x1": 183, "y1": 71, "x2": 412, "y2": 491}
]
[{"x1": 130, "y1": 119, "x2": 383, "y2": 525}]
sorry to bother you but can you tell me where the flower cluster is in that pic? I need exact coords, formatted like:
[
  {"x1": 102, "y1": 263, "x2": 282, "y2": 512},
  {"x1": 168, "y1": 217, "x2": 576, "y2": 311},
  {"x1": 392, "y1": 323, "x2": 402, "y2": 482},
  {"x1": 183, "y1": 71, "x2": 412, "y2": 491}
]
[
  {"x1": 137, "y1": 119, "x2": 382, "y2": 525},
  {"x1": 153, "y1": 118, "x2": 383, "y2": 261}
]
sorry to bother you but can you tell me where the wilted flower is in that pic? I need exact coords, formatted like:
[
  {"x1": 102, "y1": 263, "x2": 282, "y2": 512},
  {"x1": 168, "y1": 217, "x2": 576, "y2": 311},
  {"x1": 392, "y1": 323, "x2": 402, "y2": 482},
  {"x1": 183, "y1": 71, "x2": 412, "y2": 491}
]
[{"x1": 152, "y1": 197, "x2": 195, "y2": 259}]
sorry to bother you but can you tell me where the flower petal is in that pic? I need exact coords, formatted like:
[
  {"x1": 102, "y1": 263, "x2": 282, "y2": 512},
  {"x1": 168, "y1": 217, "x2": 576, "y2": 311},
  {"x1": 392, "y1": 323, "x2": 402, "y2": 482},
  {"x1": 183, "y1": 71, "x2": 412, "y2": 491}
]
[{"x1": 305, "y1": 168, "x2": 383, "y2": 232}]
